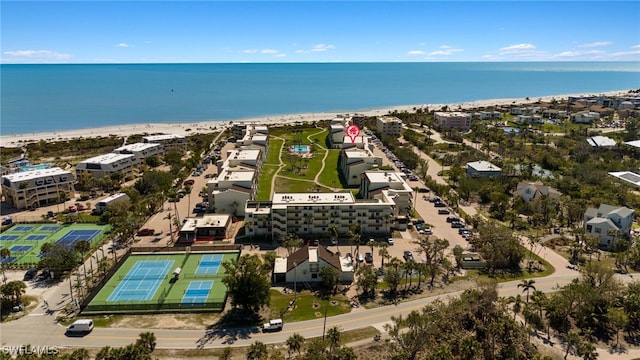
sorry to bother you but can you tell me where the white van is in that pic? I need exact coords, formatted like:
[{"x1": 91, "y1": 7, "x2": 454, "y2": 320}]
[
  {"x1": 262, "y1": 318, "x2": 283, "y2": 332},
  {"x1": 66, "y1": 319, "x2": 94, "y2": 333}
]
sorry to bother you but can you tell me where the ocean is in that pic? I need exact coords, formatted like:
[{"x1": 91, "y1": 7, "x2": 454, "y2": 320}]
[{"x1": 1, "y1": 62, "x2": 639, "y2": 135}]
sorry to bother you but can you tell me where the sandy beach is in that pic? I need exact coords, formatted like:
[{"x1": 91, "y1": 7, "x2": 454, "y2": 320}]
[{"x1": 0, "y1": 90, "x2": 629, "y2": 148}]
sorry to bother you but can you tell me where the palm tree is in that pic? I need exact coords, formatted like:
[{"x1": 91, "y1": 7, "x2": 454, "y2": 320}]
[
  {"x1": 286, "y1": 333, "x2": 305, "y2": 358},
  {"x1": 518, "y1": 279, "x2": 536, "y2": 303},
  {"x1": 136, "y1": 332, "x2": 156, "y2": 353},
  {"x1": 348, "y1": 224, "x2": 361, "y2": 261},
  {"x1": 508, "y1": 294, "x2": 523, "y2": 320},
  {"x1": 164, "y1": 213, "x2": 174, "y2": 243},
  {"x1": 247, "y1": 341, "x2": 268, "y2": 360},
  {"x1": 326, "y1": 326, "x2": 341, "y2": 354},
  {"x1": 378, "y1": 245, "x2": 389, "y2": 270},
  {"x1": 0, "y1": 248, "x2": 10, "y2": 284}
]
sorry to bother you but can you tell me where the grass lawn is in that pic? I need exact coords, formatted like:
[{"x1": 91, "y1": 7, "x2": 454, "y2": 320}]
[
  {"x1": 256, "y1": 165, "x2": 279, "y2": 200},
  {"x1": 275, "y1": 177, "x2": 325, "y2": 193},
  {"x1": 268, "y1": 289, "x2": 351, "y2": 322},
  {"x1": 317, "y1": 149, "x2": 343, "y2": 188},
  {"x1": 308, "y1": 129, "x2": 328, "y2": 145},
  {"x1": 265, "y1": 138, "x2": 283, "y2": 165}
]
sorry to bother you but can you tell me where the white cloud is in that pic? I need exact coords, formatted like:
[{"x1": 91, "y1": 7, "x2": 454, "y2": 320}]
[
  {"x1": 311, "y1": 44, "x2": 335, "y2": 52},
  {"x1": 632, "y1": 44, "x2": 640, "y2": 49},
  {"x1": 499, "y1": 43, "x2": 535, "y2": 54},
  {"x1": 2, "y1": 49, "x2": 72, "y2": 62},
  {"x1": 428, "y1": 45, "x2": 463, "y2": 56},
  {"x1": 242, "y1": 48, "x2": 283, "y2": 57},
  {"x1": 408, "y1": 50, "x2": 426, "y2": 56},
  {"x1": 115, "y1": 43, "x2": 133, "y2": 48},
  {"x1": 275, "y1": 53, "x2": 286, "y2": 58},
  {"x1": 260, "y1": 49, "x2": 278, "y2": 54},
  {"x1": 578, "y1": 41, "x2": 612, "y2": 48},
  {"x1": 555, "y1": 51, "x2": 581, "y2": 57},
  {"x1": 242, "y1": 49, "x2": 259, "y2": 54}
]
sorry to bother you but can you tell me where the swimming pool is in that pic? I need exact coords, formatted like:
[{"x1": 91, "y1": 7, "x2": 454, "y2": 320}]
[
  {"x1": 292, "y1": 145, "x2": 310, "y2": 153},
  {"x1": 19, "y1": 164, "x2": 51, "y2": 172}
]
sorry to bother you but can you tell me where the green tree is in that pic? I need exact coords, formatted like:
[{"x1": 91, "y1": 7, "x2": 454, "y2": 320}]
[
  {"x1": 1, "y1": 280, "x2": 27, "y2": 306},
  {"x1": 319, "y1": 266, "x2": 340, "y2": 295},
  {"x1": 221, "y1": 254, "x2": 271, "y2": 312},
  {"x1": 286, "y1": 333, "x2": 305, "y2": 358},
  {"x1": 73, "y1": 240, "x2": 91, "y2": 256},
  {"x1": 247, "y1": 341, "x2": 269, "y2": 360},
  {"x1": 355, "y1": 265, "x2": 377, "y2": 298},
  {"x1": 135, "y1": 332, "x2": 157, "y2": 354},
  {"x1": 518, "y1": 279, "x2": 536, "y2": 303},
  {"x1": 326, "y1": 326, "x2": 341, "y2": 354},
  {"x1": 39, "y1": 243, "x2": 79, "y2": 280}
]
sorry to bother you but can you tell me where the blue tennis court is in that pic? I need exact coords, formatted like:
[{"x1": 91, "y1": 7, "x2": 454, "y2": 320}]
[
  {"x1": 107, "y1": 260, "x2": 174, "y2": 302},
  {"x1": 0, "y1": 257, "x2": 16, "y2": 264},
  {"x1": 11, "y1": 245, "x2": 32, "y2": 252},
  {"x1": 195, "y1": 254, "x2": 223, "y2": 275},
  {"x1": 57, "y1": 230, "x2": 101, "y2": 245},
  {"x1": 12, "y1": 226, "x2": 34, "y2": 232},
  {"x1": 0, "y1": 235, "x2": 20, "y2": 241},
  {"x1": 40, "y1": 226, "x2": 60, "y2": 232},
  {"x1": 25, "y1": 235, "x2": 47, "y2": 241},
  {"x1": 182, "y1": 280, "x2": 213, "y2": 304}
]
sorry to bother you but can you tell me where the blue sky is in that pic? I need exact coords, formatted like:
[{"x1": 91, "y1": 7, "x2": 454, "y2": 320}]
[{"x1": 2, "y1": 1, "x2": 639, "y2": 63}]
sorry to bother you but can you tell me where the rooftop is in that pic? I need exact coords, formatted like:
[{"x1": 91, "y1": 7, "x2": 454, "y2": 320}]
[
  {"x1": 78, "y1": 153, "x2": 135, "y2": 165},
  {"x1": 272, "y1": 192, "x2": 355, "y2": 205},
  {"x1": 2, "y1": 167, "x2": 71, "y2": 182}
]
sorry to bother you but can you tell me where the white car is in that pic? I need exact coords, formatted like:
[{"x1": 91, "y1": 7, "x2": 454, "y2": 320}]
[{"x1": 387, "y1": 238, "x2": 394, "y2": 245}]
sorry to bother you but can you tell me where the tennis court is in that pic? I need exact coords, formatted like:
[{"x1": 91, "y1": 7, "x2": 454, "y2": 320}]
[
  {"x1": 0, "y1": 223, "x2": 110, "y2": 265},
  {"x1": 107, "y1": 260, "x2": 174, "y2": 302},
  {"x1": 195, "y1": 254, "x2": 223, "y2": 275},
  {"x1": 57, "y1": 229, "x2": 101, "y2": 246},
  {"x1": 84, "y1": 252, "x2": 239, "y2": 314},
  {"x1": 182, "y1": 280, "x2": 213, "y2": 304}
]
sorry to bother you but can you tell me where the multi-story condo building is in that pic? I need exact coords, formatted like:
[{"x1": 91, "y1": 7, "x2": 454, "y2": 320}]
[
  {"x1": 141, "y1": 134, "x2": 187, "y2": 153},
  {"x1": 232, "y1": 123, "x2": 269, "y2": 140},
  {"x1": 75, "y1": 153, "x2": 139, "y2": 182},
  {"x1": 217, "y1": 149, "x2": 263, "y2": 173},
  {"x1": 1, "y1": 167, "x2": 74, "y2": 210},
  {"x1": 112, "y1": 142, "x2": 164, "y2": 162},
  {"x1": 339, "y1": 149, "x2": 383, "y2": 186},
  {"x1": 583, "y1": 204, "x2": 635, "y2": 250},
  {"x1": 375, "y1": 116, "x2": 403, "y2": 136},
  {"x1": 329, "y1": 118, "x2": 347, "y2": 148},
  {"x1": 434, "y1": 112, "x2": 472, "y2": 130},
  {"x1": 207, "y1": 169, "x2": 257, "y2": 216},
  {"x1": 359, "y1": 171, "x2": 414, "y2": 215},
  {"x1": 244, "y1": 192, "x2": 395, "y2": 240}
]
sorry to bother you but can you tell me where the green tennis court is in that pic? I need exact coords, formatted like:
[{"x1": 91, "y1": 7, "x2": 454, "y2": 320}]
[
  {"x1": 84, "y1": 251, "x2": 239, "y2": 314},
  {"x1": 0, "y1": 223, "x2": 110, "y2": 265}
]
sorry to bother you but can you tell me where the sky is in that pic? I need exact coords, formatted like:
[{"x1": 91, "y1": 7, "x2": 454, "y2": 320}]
[{"x1": 1, "y1": 1, "x2": 639, "y2": 64}]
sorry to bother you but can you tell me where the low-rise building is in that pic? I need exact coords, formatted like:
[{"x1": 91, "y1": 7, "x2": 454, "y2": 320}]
[
  {"x1": 434, "y1": 112, "x2": 472, "y2": 130},
  {"x1": 217, "y1": 149, "x2": 263, "y2": 173},
  {"x1": 112, "y1": 142, "x2": 164, "y2": 162},
  {"x1": 375, "y1": 116, "x2": 403, "y2": 136},
  {"x1": 207, "y1": 169, "x2": 257, "y2": 216},
  {"x1": 178, "y1": 214, "x2": 233, "y2": 244},
  {"x1": 360, "y1": 171, "x2": 413, "y2": 215},
  {"x1": 1, "y1": 167, "x2": 74, "y2": 210},
  {"x1": 142, "y1": 134, "x2": 187, "y2": 153},
  {"x1": 76, "y1": 153, "x2": 138, "y2": 182},
  {"x1": 272, "y1": 245, "x2": 354, "y2": 284},
  {"x1": 466, "y1": 160, "x2": 501, "y2": 178},
  {"x1": 513, "y1": 181, "x2": 562, "y2": 203},
  {"x1": 583, "y1": 204, "x2": 635, "y2": 250},
  {"x1": 571, "y1": 111, "x2": 600, "y2": 124},
  {"x1": 586, "y1": 136, "x2": 616, "y2": 148},
  {"x1": 339, "y1": 149, "x2": 382, "y2": 186}
]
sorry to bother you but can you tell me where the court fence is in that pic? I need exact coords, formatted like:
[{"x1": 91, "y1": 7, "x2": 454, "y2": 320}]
[
  {"x1": 131, "y1": 244, "x2": 241, "y2": 254},
  {"x1": 82, "y1": 298, "x2": 226, "y2": 314}
]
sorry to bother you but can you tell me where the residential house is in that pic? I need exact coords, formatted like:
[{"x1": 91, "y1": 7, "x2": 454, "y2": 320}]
[
  {"x1": 513, "y1": 181, "x2": 562, "y2": 203},
  {"x1": 583, "y1": 204, "x2": 635, "y2": 250},
  {"x1": 272, "y1": 245, "x2": 354, "y2": 284}
]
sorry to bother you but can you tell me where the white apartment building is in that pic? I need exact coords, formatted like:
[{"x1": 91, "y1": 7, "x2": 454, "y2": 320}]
[
  {"x1": 571, "y1": 111, "x2": 600, "y2": 124},
  {"x1": 359, "y1": 171, "x2": 414, "y2": 215},
  {"x1": 217, "y1": 149, "x2": 263, "y2": 173},
  {"x1": 339, "y1": 149, "x2": 383, "y2": 186},
  {"x1": 375, "y1": 116, "x2": 403, "y2": 136},
  {"x1": 244, "y1": 192, "x2": 395, "y2": 240},
  {"x1": 1, "y1": 167, "x2": 74, "y2": 210},
  {"x1": 434, "y1": 112, "x2": 472, "y2": 130},
  {"x1": 112, "y1": 142, "x2": 164, "y2": 162},
  {"x1": 76, "y1": 153, "x2": 139, "y2": 182},
  {"x1": 330, "y1": 122, "x2": 347, "y2": 148},
  {"x1": 141, "y1": 134, "x2": 187, "y2": 153},
  {"x1": 207, "y1": 169, "x2": 257, "y2": 216}
]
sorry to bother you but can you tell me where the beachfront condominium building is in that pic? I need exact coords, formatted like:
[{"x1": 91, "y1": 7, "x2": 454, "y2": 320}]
[
  {"x1": 238, "y1": 133, "x2": 269, "y2": 158},
  {"x1": 329, "y1": 117, "x2": 348, "y2": 148},
  {"x1": 434, "y1": 112, "x2": 472, "y2": 130},
  {"x1": 359, "y1": 171, "x2": 414, "y2": 215},
  {"x1": 216, "y1": 149, "x2": 263, "y2": 173},
  {"x1": 75, "y1": 153, "x2": 139, "y2": 182},
  {"x1": 339, "y1": 149, "x2": 383, "y2": 186},
  {"x1": 1, "y1": 167, "x2": 74, "y2": 210},
  {"x1": 244, "y1": 192, "x2": 395, "y2": 240},
  {"x1": 112, "y1": 142, "x2": 164, "y2": 162},
  {"x1": 141, "y1": 134, "x2": 187, "y2": 153},
  {"x1": 207, "y1": 168, "x2": 257, "y2": 216},
  {"x1": 583, "y1": 204, "x2": 635, "y2": 250},
  {"x1": 375, "y1": 116, "x2": 403, "y2": 136},
  {"x1": 232, "y1": 123, "x2": 269, "y2": 140}
]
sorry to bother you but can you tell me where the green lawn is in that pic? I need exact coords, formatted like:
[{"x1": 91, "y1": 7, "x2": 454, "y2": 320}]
[
  {"x1": 269, "y1": 289, "x2": 351, "y2": 322},
  {"x1": 265, "y1": 138, "x2": 284, "y2": 165},
  {"x1": 275, "y1": 177, "x2": 324, "y2": 193},
  {"x1": 317, "y1": 149, "x2": 343, "y2": 188},
  {"x1": 256, "y1": 165, "x2": 279, "y2": 200}
]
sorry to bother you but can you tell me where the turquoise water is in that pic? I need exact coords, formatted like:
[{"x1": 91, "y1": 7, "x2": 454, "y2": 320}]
[
  {"x1": 292, "y1": 145, "x2": 310, "y2": 153},
  {"x1": 1, "y1": 62, "x2": 639, "y2": 135},
  {"x1": 19, "y1": 164, "x2": 51, "y2": 171}
]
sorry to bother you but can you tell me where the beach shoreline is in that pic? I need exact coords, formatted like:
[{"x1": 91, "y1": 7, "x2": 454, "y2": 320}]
[{"x1": 0, "y1": 90, "x2": 630, "y2": 148}]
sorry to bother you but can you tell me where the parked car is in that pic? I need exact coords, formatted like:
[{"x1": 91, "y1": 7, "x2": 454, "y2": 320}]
[
  {"x1": 357, "y1": 253, "x2": 364, "y2": 263},
  {"x1": 365, "y1": 252, "x2": 373, "y2": 264},
  {"x1": 451, "y1": 222, "x2": 464, "y2": 228},
  {"x1": 434, "y1": 201, "x2": 447, "y2": 208},
  {"x1": 438, "y1": 209, "x2": 451, "y2": 215},
  {"x1": 183, "y1": 179, "x2": 195, "y2": 186},
  {"x1": 387, "y1": 238, "x2": 394, "y2": 245},
  {"x1": 403, "y1": 251, "x2": 414, "y2": 262},
  {"x1": 137, "y1": 228, "x2": 155, "y2": 236},
  {"x1": 77, "y1": 204, "x2": 86, "y2": 211},
  {"x1": 446, "y1": 216, "x2": 459, "y2": 223},
  {"x1": 23, "y1": 268, "x2": 38, "y2": 281},
  {"x1": 423, "y1": 227, "x2": 433, "y2": 235},
  {"x1": 2, "y1": 217, "x2": 12, "y2": 225},
  {"x1": 47, "y1": 211, "x2": 55, "y2": 218},
  {"x1": 68, "y1": 205, "x2": 77, "y2": 213}
]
